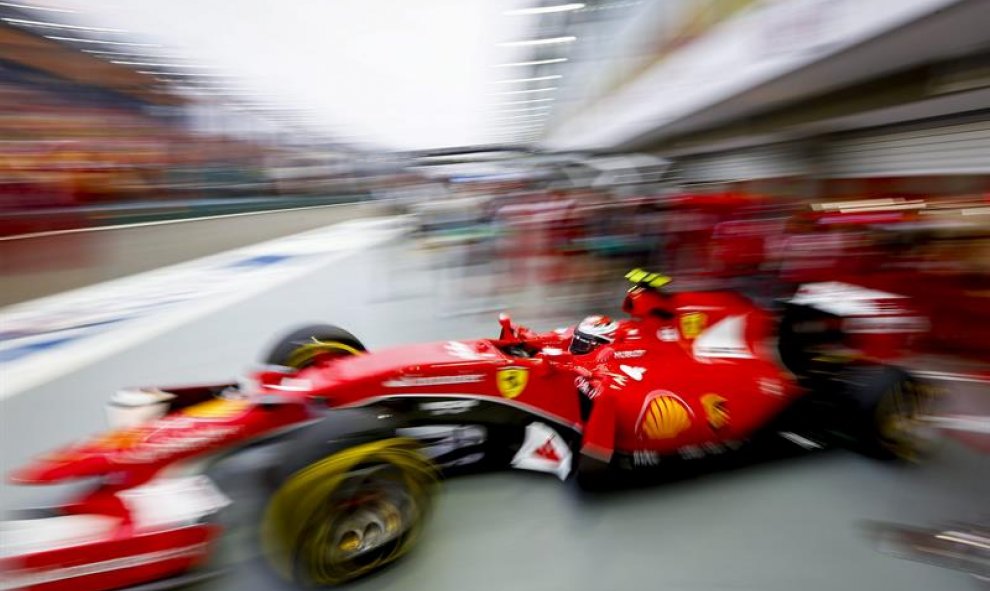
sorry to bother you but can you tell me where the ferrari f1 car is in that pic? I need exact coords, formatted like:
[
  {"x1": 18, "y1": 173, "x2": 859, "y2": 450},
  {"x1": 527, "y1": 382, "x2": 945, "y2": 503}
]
[{"x1": 1, "y1": 271, "x2": 936, "y2": 590}]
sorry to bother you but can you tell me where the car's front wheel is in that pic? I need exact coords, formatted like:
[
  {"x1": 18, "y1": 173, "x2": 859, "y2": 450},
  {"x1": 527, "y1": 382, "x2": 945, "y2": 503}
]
[
  {"x1": 264, "y1": 324, "x2": 366, "y2": 369},
  {"x1": 262, "y1": 439, "x2": 437, "y2": 586}
]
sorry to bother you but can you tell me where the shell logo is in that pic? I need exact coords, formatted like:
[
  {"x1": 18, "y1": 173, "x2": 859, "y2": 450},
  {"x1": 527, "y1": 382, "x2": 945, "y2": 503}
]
[{"x1": 638, "y1": 393, "x2": 693, "y2": 439}]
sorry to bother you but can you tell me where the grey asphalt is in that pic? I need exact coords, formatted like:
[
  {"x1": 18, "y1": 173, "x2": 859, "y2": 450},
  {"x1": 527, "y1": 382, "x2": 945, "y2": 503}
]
[{"x1": 1, "y1": 237, "x2": 986, "y2": 591}]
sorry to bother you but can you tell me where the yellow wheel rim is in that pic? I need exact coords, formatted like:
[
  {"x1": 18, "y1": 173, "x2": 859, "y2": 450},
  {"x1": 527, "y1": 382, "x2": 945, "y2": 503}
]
[
  {"x1": 285, "y1": 339, "x2": 363, "y2": 369},
  {"x1": 262, "y1": 439, "x2": 438, "y2": 586},
  {"x1": 876, "y1": 379, "x2": 937, "y2": 461}
]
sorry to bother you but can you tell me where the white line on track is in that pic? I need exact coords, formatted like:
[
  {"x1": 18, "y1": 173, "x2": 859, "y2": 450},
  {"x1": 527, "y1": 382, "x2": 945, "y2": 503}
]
[
  {"x1": 0, "y1": 216, "x2": 409, "y2": 398},
  {"x1": 0, "y1": 203, "x2": 358, "y2": 241},
  {"x1": 913, "y1": 370, "x2": 990, "y2": 384},
  {"x1": 922, "y1": 414, "x2": 990, "y2": 434}
]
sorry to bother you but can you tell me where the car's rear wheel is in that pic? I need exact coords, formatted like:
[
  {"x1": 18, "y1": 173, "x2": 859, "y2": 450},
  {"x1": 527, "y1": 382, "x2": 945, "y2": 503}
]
[
  {"x1": 265, "y1": 324, "x2": 366, "y2": 369},
  {"x1": 839, "y1": 365, "x2": 938, "y2": 461},
  {"x1": 262, "y1": 439, "x2": 437, "y2": 586}
]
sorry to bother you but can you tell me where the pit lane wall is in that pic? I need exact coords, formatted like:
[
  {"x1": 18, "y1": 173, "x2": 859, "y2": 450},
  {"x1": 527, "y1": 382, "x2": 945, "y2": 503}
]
[
  {"x1": 0, "y1": 200, "x2": 393, "y2": 307},
  {"x1": 0, "y1": 215, "x2": 410, "y2": 398}
]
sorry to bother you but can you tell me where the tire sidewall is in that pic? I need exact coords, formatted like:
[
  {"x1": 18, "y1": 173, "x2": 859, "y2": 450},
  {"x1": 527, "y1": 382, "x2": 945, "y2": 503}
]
[{"x1": 264, "y1": 324, "x2": 366, "y2": 367}]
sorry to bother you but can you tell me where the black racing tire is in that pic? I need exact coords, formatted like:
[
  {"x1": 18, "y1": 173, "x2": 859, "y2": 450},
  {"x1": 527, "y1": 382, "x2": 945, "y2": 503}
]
[
  {"x1": 575, "y1": 453, "x2": 615, "y2": 491},
  {"x1": 836, "y1": 364, "x2": 936, "y2": 461},
  {"x1": 264, "y1": 324, "x2": 366, "y2": 369},
  {"x1": 262, "y1": 439, "x2": 438, "y2": 586}
]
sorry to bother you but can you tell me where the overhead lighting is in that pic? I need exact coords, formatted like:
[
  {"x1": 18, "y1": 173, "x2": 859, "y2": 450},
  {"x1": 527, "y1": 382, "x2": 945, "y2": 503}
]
[
  {"x1": 497, "y1": 97, "x2": 556, "y2": 105},
  {"x1": 495, "y1": 119, "x2": 545, "y2": 125},
  {"x1": 138, "y1": 71, "x2": 222, "y2": 77},
  {"x1": 495, "y1": 57, "x2": 568, "y2": 67},
  {"x1": 837, "y1": 201, "x2": 926, "y2": 214},
  {"x1": 494, "y1": 110, "x2": 549, "y2": 117},
  {"x1": 492, "y1": 122, "x2": 545, "y2": 130},
  {"x1": 495, "y1": 87, "x2": 557, "y2": 95},
  {"x1": 2, "y1": 17, "x2": 125, "y2": 32},
  {"x1": 498, "y1": 105, "x2": 552, "y2": 113},
  {"x1": 490, "y1": 134, "x2": 540, "y2": 140},
  {"x1": 815, "y1": 198, "x2": 925, "y2": 213},
  {"x1": 490, "y1": 132, "x2": 542, "y2": 138},
  {"x1": 498, "y1": 36, "x2": 576, "y2": 47},
  {"x1": 494, "y1": 113, "x2": 548, "y2": 121},
  {"x1": 494, "y1": 75, "x2": 562, "y2": 84},
  {"x1": 0, "y1": 2, "x2": 75, "y2": 12},
  {"x1": 45, "y1": 36, "x2": 161, "y2": 47},
  {"x1": 181, "y1": 90, "x2": 268, "y2": 97},
  {"x1": 81, "y1": 49, "x2": 176, "y2": 58},
  {"x1": 111, "y1": 61, "x2": 215, "y2": 68},
  {"x1": 504, "y1": 3, "x2": 585, "y2": 15}
]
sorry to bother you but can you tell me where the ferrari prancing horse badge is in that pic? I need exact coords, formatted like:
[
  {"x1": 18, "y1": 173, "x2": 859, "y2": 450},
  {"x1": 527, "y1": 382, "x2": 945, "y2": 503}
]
[{"x1": 497, "y1": 367, "x2": 529, "y2": 399}]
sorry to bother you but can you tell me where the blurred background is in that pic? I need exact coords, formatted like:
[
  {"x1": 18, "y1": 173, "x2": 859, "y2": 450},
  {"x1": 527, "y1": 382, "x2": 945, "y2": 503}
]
[{"x1": 0, "y1": 0, "x2": 988, "y2": 590}]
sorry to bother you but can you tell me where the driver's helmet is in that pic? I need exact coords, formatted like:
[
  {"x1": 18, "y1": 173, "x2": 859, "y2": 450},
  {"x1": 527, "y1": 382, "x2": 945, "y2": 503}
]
[{"x1": 569, "y1": 315, "x2": 618, "y2": 355}]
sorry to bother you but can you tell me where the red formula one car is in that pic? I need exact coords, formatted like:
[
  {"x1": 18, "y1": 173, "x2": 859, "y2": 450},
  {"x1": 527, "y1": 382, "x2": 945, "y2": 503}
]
[{"x1": 1, "y1": 271, "x2": 935, "y2": 590}]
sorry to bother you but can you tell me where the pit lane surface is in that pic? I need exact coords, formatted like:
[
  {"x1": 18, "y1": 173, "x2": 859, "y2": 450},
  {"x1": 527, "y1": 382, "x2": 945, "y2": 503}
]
[{"x1": 1, "y1": 227, "x2": 986, "y2": 591}]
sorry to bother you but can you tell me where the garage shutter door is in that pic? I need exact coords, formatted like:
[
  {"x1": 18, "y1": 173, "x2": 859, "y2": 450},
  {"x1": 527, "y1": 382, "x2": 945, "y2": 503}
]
[
  {"x1": 822, "y1": 114, "x2": 990, "y2": 177},
  {"x1": 675, "y1": 142, "x2": 811, "y2": 183}
]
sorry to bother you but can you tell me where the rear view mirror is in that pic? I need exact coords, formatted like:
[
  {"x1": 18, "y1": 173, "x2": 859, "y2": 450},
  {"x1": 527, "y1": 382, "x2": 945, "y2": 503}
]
[
  {"x1": 106, "y1": 388, "x2": 176, "y2": 429},
  {"x1": 498, "y1": 313, "x2": 514, "y2": 339}
]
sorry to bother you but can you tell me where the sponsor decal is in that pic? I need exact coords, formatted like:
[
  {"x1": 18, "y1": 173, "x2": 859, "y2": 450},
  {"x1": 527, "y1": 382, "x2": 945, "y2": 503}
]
[
  {"x1": 631, "y1": 440, "x2": 744, "y2": 466},
  {"x1": 384, "y1": 374, "x2": 484, "y2": 388},
  {"x1": 418, "y1": 400, "x2": 480, "y2": 415},
  {"x1": 657, "y1": 326, "x2": 678, "y2": 342},
  {"x1": 700, "y1": 394, "x2": 729, "y2": 430},
  {"x1": 534, "y1": 438, "x2": 562, "y2": 462},
  {"x1": 575, "y1": 376, "x2": 602, "y2": 399},
  {"x1": 601, "y1": 371, "x2": 630, "y2": 391},
  {"x1": 758, "y1": 377, "x2": 785, "y2": 397},
  {"x1": 679, "y1": 312, "x2": 707, "y2": 339},
  {"x1": 679, "y1": 443, "x2": 737, "y2": 459},
  {"x1": 444, "y1": 341, "x2": 496, "y2": 361},
  {"x1": 619, "y1": 365, "x2": 646, "y2": 381},
  {"x1": 396, "y1": 425, "x2": 486, "y2": 460},
  {"x1": 112, "y1": 425, "x2": 242, "y2": 464},
  {"x1": 637, "y1": 392, "x2": 693, "y2": 440},
  {"x1": 182, "y1": 399, "x2": 251, "y2": 419},
  {"x1": 614, "y1": 349, "x2": 646, "y2": 359},
  {"x1": 496, "y1": 366, "x2": 529, "y2": 399},
  {"x1": 117, "y1": 475, "x2": 231, "y2": 529},
  {"x1": 632, "y1": 450, "x2": 661, "y2": 467},
  {"x1": 510, "y1": 422, "x2": 572, "y2": 479}
]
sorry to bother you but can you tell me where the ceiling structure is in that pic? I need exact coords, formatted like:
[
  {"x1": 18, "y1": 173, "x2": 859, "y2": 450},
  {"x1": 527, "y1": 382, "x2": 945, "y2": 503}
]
[{"x1": 4, "y1": 0, "x2": 647, "y2": 150}]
